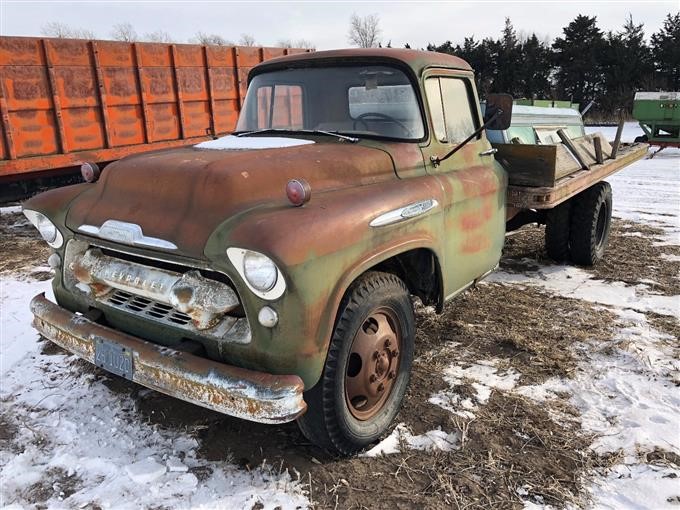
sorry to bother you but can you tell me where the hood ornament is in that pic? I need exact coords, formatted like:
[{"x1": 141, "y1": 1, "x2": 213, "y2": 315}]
[{"x1": 78, "y1": 220, "x2": 178, "y2": 250}]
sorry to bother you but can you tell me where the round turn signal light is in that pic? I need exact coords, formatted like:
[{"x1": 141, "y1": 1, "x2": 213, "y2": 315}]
[{"x1": 286, "y1": 179, "x2": 311, "y2": 207}]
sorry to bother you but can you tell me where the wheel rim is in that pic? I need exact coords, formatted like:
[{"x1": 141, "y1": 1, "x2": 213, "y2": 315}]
[
  {"x1": 595, "y1": 204, "x2": 608, "y2": 248},
  {"x1": 344, "y1": 308, "x2": 402, "y2": 421}
]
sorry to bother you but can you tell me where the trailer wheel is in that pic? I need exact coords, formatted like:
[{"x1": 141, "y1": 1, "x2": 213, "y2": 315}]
[
  {"x1": 297, "y1": 271, "x2": 414, "y2": 455},
  {"x1": 545, "y1": 201, "x2": 572, "y2": 262},
  {"x1": 569, "y1": 182, "x2": 613, "y2": 265}
]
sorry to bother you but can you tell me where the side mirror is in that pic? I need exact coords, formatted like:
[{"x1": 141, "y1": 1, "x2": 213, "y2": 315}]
[{"x1": 484, "y1": 93, "x2": 513, "y2": 131}]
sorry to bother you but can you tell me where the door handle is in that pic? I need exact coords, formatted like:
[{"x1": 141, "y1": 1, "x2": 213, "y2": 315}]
[{"x1": 479, "y1": 148, "x2": 498, "y2": 156}]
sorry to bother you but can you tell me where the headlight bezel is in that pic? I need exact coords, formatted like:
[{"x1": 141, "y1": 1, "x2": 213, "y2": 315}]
[
  {"x1": 226, "y1": 247, "x2": 286, "y2": 300},
  {"x1": 23, "y1": 209, "x2": 64, "y2": 248}
]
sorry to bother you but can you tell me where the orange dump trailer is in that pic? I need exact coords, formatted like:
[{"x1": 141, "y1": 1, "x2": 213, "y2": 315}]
[{"x1": 0, "y1": 36, "x2": 311, "y2": 195}]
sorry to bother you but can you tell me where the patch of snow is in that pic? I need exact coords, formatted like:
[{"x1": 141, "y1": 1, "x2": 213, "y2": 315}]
[
  {"x1": 589, "y1": 463, "x2": 680, "y2": 510},
  {"x1": 125, "y1": 458, "x2": 167, "y2": 484},
  {"x1": 660, "y1": 253, "x2": 680, "y2": 263},
  {"x1": 195, "y1": 135, "x2": 314, "y2": 150},
  {"x1": 362, "y1": 423, "x2": 459, "y2": 457},
  {"x1": 0, "y1": 278, "x2": 53, "y2": 376},
  {"x1": 166, "y1": 456, "x2": 189, "y2": 473},
  {"x1": 429, "y1": 359, "x2": 520, "y2": 418},
  {"x1": 518, "y1": 312, "x2": 679, "y2": 457},
  {"x1": 1, "y1": 205, "x2": 23, "y2": 215},
  {"x1": 486, "y1": 265, "x2": 679, "y2": 317},
  {"x1": 0, "y1": 278, "x2": 309, "y2": 509}
]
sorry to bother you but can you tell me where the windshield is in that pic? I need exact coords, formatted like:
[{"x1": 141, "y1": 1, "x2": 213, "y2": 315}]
[{"x1": 235, "y1": 65, "x2": 425, "y2": 141}]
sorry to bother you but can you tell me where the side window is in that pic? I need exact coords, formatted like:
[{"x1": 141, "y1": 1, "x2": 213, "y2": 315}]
[
  {"x1": 256, "y1": 85, "x2": 304, "y2": 129},
  {"x1": 425, "y1": 78, "x2": 446, "y2": 142},
  {"x1": 425, "y1": 76, "x2": 478, "y2": 143}
]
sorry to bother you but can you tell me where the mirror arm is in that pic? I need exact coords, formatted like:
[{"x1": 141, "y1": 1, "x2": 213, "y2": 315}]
[{"x1": 430, "y1": 109, "x2": 502, "y2": 167}]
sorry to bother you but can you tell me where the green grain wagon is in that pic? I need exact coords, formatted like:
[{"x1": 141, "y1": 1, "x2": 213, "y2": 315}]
[{"x1": 632, "y1": 91, "x2": 680, "y2": 154}]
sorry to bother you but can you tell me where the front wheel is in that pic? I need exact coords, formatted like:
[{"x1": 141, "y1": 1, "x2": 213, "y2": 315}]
[{"x1": 297, "y1": 271, "x2": 415, "y2": 455}]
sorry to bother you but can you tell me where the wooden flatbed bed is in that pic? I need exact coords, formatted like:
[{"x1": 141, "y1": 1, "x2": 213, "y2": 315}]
[{"x1": 505, "y1": 143, "x2": 648, "y2": 209}]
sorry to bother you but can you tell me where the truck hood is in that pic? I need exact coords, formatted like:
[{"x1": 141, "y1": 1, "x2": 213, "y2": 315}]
[{"x1": 66, "y1": 140, "x2": 398, "y2": 257}]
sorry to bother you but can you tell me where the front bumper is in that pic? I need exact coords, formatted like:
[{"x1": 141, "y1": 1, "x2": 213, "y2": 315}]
[{"x1": 30, "y1": 293, "x2": 307, "y2": 423}]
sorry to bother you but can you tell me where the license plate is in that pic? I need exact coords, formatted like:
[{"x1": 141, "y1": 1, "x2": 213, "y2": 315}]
[{"x1": 94, "y1": 336, "x2": 134, "y2": 380}]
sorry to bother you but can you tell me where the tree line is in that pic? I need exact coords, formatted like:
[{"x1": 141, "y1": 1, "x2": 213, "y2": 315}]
[
  {"x1": 423, "y1": 14, "x2": 679, "y2": 119},
  {"x1": 39, "y1": 21, "x2": 314, "y2": 50}
]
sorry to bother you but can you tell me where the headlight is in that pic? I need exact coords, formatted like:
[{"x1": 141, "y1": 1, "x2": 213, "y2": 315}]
[
  {"x1": 23, "y1": 209, "x2": 63, "y2": 248},
  {"x1": 243, "y1": 250, "x2": 277, "y2": 291},
  {"x1": 226, "y1": 248, "x2": 286, "y2": 300}
]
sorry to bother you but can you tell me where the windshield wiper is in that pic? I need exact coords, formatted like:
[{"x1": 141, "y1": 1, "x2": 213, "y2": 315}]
[
  {"x1": 234, "y1": 128, "x2": 289, "y2": 137},
  {"x1": 234, "y1": 128, "x2": 359, "y2": 143},
  {"x1": 299, "y1": 129, "x2": 359, "y2": 143}
]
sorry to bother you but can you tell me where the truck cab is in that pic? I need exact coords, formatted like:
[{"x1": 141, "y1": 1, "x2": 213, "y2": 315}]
[{"x1": 24, "y1": 49, "x2": 526, "y2": 454}]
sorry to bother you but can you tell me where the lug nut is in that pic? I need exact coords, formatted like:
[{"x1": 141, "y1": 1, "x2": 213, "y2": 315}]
[
  {"x1": 372, "y1": 351, "x2": 379, "y2": 360},
  {"x1": 392, "y1": 350, "x2": 399, "y2": 358},
  {"x1": 388, "y1": 371, "x2": 395, "y2": 379},
  {"x1": 384, "y1": 339, "x2": 391, "y2": 348},
  {"x1": 377, "y1": 383, "x2": 385, "y2": 392},
  {"x1": 369, "y1": 374, "x2": 377, "y2": 383}
]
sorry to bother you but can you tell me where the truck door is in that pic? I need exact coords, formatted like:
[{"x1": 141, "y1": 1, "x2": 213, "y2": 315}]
[{"x1": 421, "y1": 71, "x2": 507, "y2": 298}]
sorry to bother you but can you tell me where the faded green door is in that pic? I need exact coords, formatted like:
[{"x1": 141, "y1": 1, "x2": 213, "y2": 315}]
[{"x1": 421, "y1": 71, "x2": 507, "y2": 299}]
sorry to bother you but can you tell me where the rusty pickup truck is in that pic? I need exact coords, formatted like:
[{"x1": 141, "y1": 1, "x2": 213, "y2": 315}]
[{"x1": 23, "y1": 49, "x2": 647, "y2": 454}]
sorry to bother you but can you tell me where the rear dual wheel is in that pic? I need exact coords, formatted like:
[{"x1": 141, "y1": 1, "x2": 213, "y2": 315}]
[
  {"x1": 297, "y1": 272, "x2": 414, "y2": 455},
  {"x1": 544, "y1": 181, "x2": 613, "y2": 265}
]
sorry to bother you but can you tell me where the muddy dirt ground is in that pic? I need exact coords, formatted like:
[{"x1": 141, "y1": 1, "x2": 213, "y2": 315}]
[{"x1": 1, "y1": 209, "x2": 678, "y2": 509}]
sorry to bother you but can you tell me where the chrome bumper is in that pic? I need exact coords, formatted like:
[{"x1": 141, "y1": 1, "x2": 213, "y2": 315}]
[{"x1": 30, "y1": 293, "x2": 307, "y2": 423}]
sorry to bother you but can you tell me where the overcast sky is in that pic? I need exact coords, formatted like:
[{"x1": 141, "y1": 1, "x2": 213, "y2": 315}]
[{"x1": 0, "y1": 1, "x2": 677, "y2": 49}]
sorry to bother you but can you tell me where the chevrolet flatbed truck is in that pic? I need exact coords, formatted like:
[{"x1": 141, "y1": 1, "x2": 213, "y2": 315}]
[{"x1": 24, "y1": 49, "x2": 647, "y2": 454}]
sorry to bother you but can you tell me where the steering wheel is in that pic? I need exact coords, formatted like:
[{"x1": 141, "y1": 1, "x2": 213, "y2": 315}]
[{"x1": 353, "y1": 112, "x2": 413, "y2": 137}]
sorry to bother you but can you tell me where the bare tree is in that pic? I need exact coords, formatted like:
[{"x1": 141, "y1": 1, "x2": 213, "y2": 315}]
[
  {"x1": 192, "y1": 32, "x2": 233, "y2": 46},
  {"x1": 276, "y1": 38, "x2": 315, "y2": 49},
  {"x1": 144, "y1": 30, "x2": 174, "y2": 43},
  {"x1": 348, "y1": 13, "x2": 381, "y2": 48},
  {"x1": 239, "y1": 33, "x2": 257, "y2": 46},
  {"x1": 41, "y1": 21, "x2": 95, "y2": 39},
  {"x1": 110, "y1": 22, "x2": 138, "y2": 42}
]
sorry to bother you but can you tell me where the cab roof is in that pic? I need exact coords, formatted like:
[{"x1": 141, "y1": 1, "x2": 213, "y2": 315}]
[{"x1": 252, "y1": 48, "x2": 473, "y2": 76}]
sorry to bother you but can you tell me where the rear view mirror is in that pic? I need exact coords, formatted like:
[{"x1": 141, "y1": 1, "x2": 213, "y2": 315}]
[{"x1": 484, "y1": 93, "x2": 513, "y2": 131}]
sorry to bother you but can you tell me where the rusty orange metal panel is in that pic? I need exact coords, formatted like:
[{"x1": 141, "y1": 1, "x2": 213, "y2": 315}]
[
  {"x1": 2, "y1": 66, "x2": 53, "y2": 111},
  {"x1": 10, "y1": 110, "x2": 59, "y2": 157},
  {"x1": 0, "y1": 36, "x2": 313, "y2": 179},
  {"x1": 0, "y1": 37, "x2": 46, "y2": 66},
  {"x1": 95, "y1": 40, "x2": 135, "y2": 67}
]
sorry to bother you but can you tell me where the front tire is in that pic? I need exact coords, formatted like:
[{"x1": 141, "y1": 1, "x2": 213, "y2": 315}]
[
  {"x1": 297, "y1": 271, "x2": 415, "y2": 455},
  {"x1": 569, "y1": 181, "x2": 613, "y2": 265}
]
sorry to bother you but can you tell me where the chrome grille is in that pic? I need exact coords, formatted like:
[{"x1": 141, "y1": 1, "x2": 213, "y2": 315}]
[{"x1": 105, "y1": 290, "x2": 192, "y2": 327}]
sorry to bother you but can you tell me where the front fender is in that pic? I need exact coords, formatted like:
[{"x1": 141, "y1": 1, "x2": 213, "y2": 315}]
[{"x1": 206, "y1": 176, "x2": 445, "y2": 388}]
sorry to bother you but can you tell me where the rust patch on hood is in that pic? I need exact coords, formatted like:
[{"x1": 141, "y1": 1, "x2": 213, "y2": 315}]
[{"x1": 66, "y1": 141, "x2": 397, "y2": 257}]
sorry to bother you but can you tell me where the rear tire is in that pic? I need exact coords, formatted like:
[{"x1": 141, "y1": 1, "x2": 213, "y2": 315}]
[
  {"x1": 297, "y1": 271, "x2": 415, "y2": 455},
  {"x1": 545, "y1": 201, "x2": 572, "y2": 262},
  {"x1": 569, "y1": 182, "x2": 613, "y2": 266}
]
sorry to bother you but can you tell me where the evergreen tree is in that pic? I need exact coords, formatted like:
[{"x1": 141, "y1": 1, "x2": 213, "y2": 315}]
[
  {"x1": 601, "y1": 15, "x2": 654, "y2": 114},
  {"x1": 518, "y1": 34, "x2": 553, "y2": 99},
  {"x1": 651, "y1": 13, "x2": 680, "y2": 90},
  {"x1": 492, "y1": 18, "x2": 522, "y2": 96},
  {"x1": 552, "y1": 15, "x2": 606, "y2": 106}
]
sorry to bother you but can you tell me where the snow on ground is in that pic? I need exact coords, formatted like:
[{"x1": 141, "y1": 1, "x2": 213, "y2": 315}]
[
  {"x1": 429, "y1": 359, "x2": 520, "y2": 419},
  {"x1": 487, "y1": 264, "x2": 679, "y2": 317},
  {"x1": 0, "y1": 238, "x2": 308, "y2": 508},
  {"x1": 0, "y1": 279, "x2": 53, "y2": 377},
  {"x1": 362, "y1": 423, "x2": 459, "y2": 457},
  {"x1": 586, "y1": 123, "x2": 680, "y2": 245}
]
